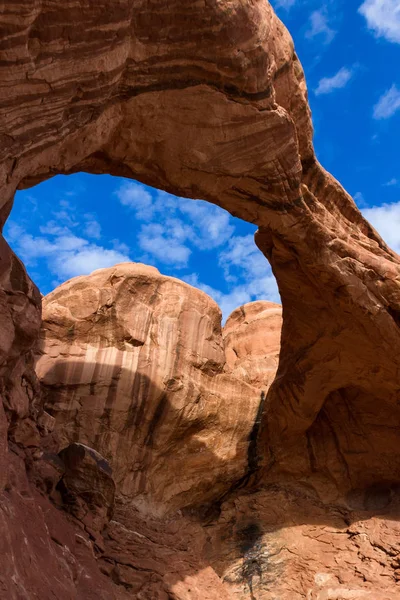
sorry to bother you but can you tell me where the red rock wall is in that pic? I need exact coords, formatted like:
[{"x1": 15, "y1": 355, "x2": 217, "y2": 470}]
[
  {"x1": 1, "y1": 1, "x2": 400, "y2": 598},
  {"x1": 36, "y1": 264, "x2": 275, "y2": 515},
  {"x1": 1, "y1": 0, "x2": 399, "y2": 493},
  {"x1": 36, "y1": 267, "x2": 400, "y2": 599}
]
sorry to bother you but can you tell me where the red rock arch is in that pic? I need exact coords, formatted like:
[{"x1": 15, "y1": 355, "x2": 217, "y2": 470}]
[{"x1": 1, "y1": 0, "x2": 400, "y2": 501}]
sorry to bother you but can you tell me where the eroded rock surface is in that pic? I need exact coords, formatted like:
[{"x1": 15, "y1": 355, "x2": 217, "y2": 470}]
[
  {"x1": 36, "y1": 263, "x2": 276, "y2": 515},
  {"x1": 224, "y1": 301, "x2": 282, "y2": 389},
  {"x1": 35, "y1": 266, "x2": 400, "y2": 599},
  {"x1": 1, "y1": 265, "x2": 284, "y2": 600},
  {"x1": 1, "y1": 0, "x2": 400, "y2": 598},
  {"x1": 0, "y1": 0, "x2": 399, "y2": 495}
]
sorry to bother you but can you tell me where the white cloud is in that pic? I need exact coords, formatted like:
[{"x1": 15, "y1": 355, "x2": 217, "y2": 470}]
[
  {"x1": 115, "y1": 182, "x2": 155, "y2": 219},
  {"x1": 180, "y1": 201, "x2": 234, "y2": 249},
  {"x1": 6, "y1": 220, "x2": 130, "y2": 281},
  {"x1": 315, "y1": 67, "x2": 353, "y2": 95},
  {"x1": 362, "y1": 201, "x2": 400, "y2": 253},
  {"x1": 83, "y1": 215, "x2": 101, "y2": 239},
  {"x1": 39, "y1": 221, "x2": 70, "y2": 236},
  {"x1": 52, "y1": 208, "x2": 78, "y2": 228},
  {"x1": 7, "y1": 178, "x2": 280, "y2": 321},
  {"x1": 185, "y1": 270, "x2": 279, "y2": 323},
  {"x1": 219, "y1": 236, "x2": 280, "y2": 312},
  {"x1": 218, "y1": 235, "x2": 266, "y2": 280},
  {"x1": 114, "y1": 181, "x2": 280, "y2": 315},
  {"x1": 359, "y1": 0, "x2": 400, "y2": 44},
  {"x1": 306, "y1": 8, "x2": 336, "y2": 44},
  {"x1": 115, "y1": 182, "x2": 235, "y2": 267},
  {"x1": 185, "y1": 274, "x2": 252, "y2": 322},
  {"x1": 39, "y1": 206, "x2": 102, "y2": 241},
  {"x1": 112, "y1": 239, "x2": 130, "y2": 254},
  {"x1": 273, "y1": 0, "x2": 297, "y2": 9},
  {"x1": 384, "y1": 178, "x2": 399, "y2": 186},
  {"x1": 138, "y1": 222, "x2": 191, "y2": 267},
  {"x1": 373, "y1": 85, "x2": 400, "y2": 119},
  {"x1": 183, "y1": 235, "x2": 280, "y2": 322},
  {"x1": 54, "y1": 247, "x2": 130, "y2": 278}
]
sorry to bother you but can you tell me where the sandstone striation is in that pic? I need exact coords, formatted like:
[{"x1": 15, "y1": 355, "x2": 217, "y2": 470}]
[
  {"x1": 1, "y1": 0, "x2": 400, "y2": 598},
  {"x1": 36, "y1": 263, "x2": 276, "y2": 515},
  {"x1": 224, "y1": 301, "x2": 282, "y2": 389},
  {"x1": 36, "y1": 268, "x2": 400, "y2": 599}
]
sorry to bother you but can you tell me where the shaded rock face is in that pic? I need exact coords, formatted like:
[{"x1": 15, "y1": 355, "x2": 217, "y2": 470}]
[
  {"x1": 0, "y1": 0, "x2": 399, "y2": 496},
  {"x1": 36, "y1": 263, "x2": 275, "y2": 515},
  {"x1": 204, "y1": 482, "x2": 400, "y2": 600},
  {"x1": 0, "y1": 0, "x2": 400, "y2": 598},
  {"x1": 58, "y1": 442, "x2": 116, "y2": 533},
  {"x1": 36, "y1": 270, "x2": 400, "y2": 599},
  {"x1": 0, "y1": 450, "x2": 131, "y2": 600}
]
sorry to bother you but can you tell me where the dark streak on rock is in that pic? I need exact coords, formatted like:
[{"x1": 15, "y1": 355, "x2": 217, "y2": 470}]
[
  {"x1": 201, "y1": 391, "x2": 267, "y2": 522},
  {"x1": 144, "y1": 392, "x2": 168, "y2": 448}
]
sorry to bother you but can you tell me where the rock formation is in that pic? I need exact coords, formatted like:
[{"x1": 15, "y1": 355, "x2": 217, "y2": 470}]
[
  {"x1": 35, "y1": 266, "x2": 400, "y2": 599},
  {"x1": 36, "y1": 263, "x2": 273, "y2": 516},
  {"x1": 0, "y1": 0, "x2": 400, "y2": 598}
]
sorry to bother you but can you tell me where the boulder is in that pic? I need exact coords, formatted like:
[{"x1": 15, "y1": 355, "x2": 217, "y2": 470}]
[{"x1": 58, "y1": 442, "x2": 115, "y2": 534}]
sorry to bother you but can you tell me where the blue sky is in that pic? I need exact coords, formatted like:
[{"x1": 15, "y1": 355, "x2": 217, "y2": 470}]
[{"x1": 5, "y1": 0, "x2": 400, "y2": 321}]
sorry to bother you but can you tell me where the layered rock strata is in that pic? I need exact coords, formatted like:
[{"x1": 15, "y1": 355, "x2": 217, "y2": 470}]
[
  {"x1": 35, "y1": 267, "x2": 400, "y2": 599},
  {"x1": 36, "y1": 263, "x2": 278, "y2": 515},
  {"x1": 0, "y1": 0, "x2": 400, "y2": 598},
  {"x1": 0, "y1": 0, "x2": 399, "y2": 495}
]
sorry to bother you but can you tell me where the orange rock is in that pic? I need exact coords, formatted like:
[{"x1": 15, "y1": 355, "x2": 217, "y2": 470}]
[
  {"x1": 36, "y1": 263, "x2": 278, "y2": 516},
  {"x1": 0, "y1": 1, "x2": 400, "y2": 598},
  {"x1": 224, "y1": 301, "x2": 282, "y2": 388}
]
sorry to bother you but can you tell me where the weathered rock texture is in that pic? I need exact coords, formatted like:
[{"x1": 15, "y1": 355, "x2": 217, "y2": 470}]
[
  {"x1": 36, "y1": 263, "x2": 272, "y2": 515},
  {"x1": 1, "y1": 0, "x2": 400, "y2": 598},
  {"x1": 224, "y1": 301, "x2": 281, "y2": 389},
  {"x1": 36, "y1": 268, "x2": 400, "y2": 599}
]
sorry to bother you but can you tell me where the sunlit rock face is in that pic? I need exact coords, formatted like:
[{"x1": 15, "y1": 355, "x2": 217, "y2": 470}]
[
  {"x1": 35, "y1": 270, "x2": 400, "y2": 600},
  {"x1": 224, "y1": 301, "x2": 282, "y2": 389},
  {"x1": 36, "y1": 263, "x2": 280, "y2": 516},
  {"x1": 1, "y1": 0, "x2": 400, "y2": 598},
  {"x1": 0, "y1": 0, "x2": 399, "y2": 498}
]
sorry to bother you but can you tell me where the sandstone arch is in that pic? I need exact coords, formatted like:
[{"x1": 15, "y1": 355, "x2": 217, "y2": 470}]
[{"x1": 1, "y1": 0, "x2": 400, "y2": 551}]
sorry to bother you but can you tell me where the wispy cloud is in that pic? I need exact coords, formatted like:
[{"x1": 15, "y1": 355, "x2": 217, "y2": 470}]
[
  {"x1": 373, "y1": 84, "x2": 400, "y2": 119},
  {"x1": 7, "y1": 177, "x2": 280, "y2": 321},
  {"x1": 315, "y1": 67, "x2": 353, "y2": 95},
  {"x1": 185, "y1": 272, "x2": 279, "y2": 323},
  {"x1": 83, "y1": 214, "x2": 102, "y2": 239},
  {"x1": 117, "y1": 187, "x2": 282, "y2": 320},
  {"x1": 115, "y1": 183, "x2": 154, "y2": 219},
  {"x1": 384, "y1": 178, "x2": 399, "y2": 186},
  {"x1": 273, "y1": 0, "x2": 297, "y2": 9},
  {"x1": 359, "y1": 0, "x2": 400, "y2": 44},
  {"x1": 306, "y1": 8, "x2": 336, "y2": 45},
  {"x1": 6, "y1": 197, "x2": 129, "y2": 284},
  {"x1": 115, "y1": 181, "x2": 281, "y2": 320},
  {"x1": 115, "y1": 182, "x2": 234, "y2": 267},
  {"x1": 362, "y1": 201, "x2": 400, "y2": 253},
  {"x1": 6, "y1": 222, "x2": 130, "y2": 281},
  {"x1": 183, "y1": 235, "x2": 280, "y2": 321},
  {"x1": 138, "y1": 221, "x2": 192, "y2": 268}
]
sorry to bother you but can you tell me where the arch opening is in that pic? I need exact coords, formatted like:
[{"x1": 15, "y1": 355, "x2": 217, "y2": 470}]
[
  {"x1": 2, "y1": 1, "x2": 400, "y2": 597},
  {"x1": 4, "y1": 171, "x2": 281, "y2": 322}
]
